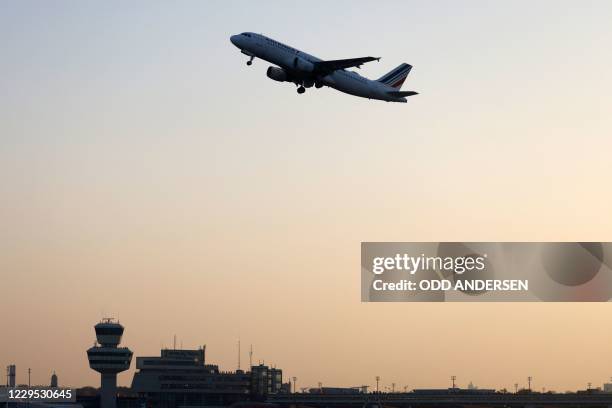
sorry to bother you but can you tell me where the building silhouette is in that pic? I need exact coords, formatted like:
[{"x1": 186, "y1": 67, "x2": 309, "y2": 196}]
[
  {"x1": 6, "y1": 365, "x2": 16, "y2": 387},
  {"x1": 131, "y1": 346, "x2": 285, "y2": 407},
  {"x1": 250, "y1": 364, "x2": 283, "y2": 397}
]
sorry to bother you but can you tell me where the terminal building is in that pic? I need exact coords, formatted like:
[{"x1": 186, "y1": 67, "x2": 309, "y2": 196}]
[{"x1": 131, "y1": 347, "x2": 283, "y2": 407}]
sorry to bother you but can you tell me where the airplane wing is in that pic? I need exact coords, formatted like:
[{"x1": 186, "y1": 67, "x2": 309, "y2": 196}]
[{"x1": 313, "y1": 57, "x2": 380, "y2": 74}]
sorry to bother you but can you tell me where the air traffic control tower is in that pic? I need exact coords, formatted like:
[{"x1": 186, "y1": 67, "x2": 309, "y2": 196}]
[{"x1": 87, "y1": 319, "x2": 133, "y2": 408}]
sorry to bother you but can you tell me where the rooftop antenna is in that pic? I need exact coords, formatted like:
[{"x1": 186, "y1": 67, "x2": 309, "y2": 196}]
[
  {"x1": 238, "y1": 339, "x2": 241, "y2": 370},
  {"x1": 173, "y1": 335, "x2": 176, "y2": 350},
  {"x1": 249, "y1": 345, "x2": 253, "y2": 368}
]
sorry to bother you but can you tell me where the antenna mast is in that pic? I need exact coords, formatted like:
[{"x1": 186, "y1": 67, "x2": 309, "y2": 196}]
[{"x1": 238, "y1": 339, "x2": 241, "y2": 370}]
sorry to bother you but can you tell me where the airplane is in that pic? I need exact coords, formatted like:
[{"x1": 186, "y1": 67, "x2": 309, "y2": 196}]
[{"x1": 230, "y1": 32, "x2": 418, "y2": 103}]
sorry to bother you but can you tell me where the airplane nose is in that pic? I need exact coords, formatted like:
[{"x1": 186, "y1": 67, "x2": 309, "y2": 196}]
[{"x1": 230, "y1": 35, "x2": 239, "y2": 47}]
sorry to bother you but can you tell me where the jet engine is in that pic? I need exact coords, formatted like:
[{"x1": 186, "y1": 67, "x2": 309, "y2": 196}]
[{"x1": 266, "y1": 66, "x2": 288, "y2": 82}]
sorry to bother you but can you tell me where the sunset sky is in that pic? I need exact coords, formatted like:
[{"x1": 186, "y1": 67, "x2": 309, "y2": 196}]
[{"x1": 2, "y1": 0, "x2": 612, "y2": 392}]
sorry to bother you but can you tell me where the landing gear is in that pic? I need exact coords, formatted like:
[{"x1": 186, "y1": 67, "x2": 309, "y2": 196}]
[
  {"x1": 297, "y1": 86, "x2": 305, "y2": 94},
  {"x1": 246, "y1": 56, "x2": 254, "y2": 66}
]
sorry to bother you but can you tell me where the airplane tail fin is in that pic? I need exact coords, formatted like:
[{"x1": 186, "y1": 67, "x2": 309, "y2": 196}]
[{"x1": 377, "y1": 63, "x2": 412, "y2": 90}]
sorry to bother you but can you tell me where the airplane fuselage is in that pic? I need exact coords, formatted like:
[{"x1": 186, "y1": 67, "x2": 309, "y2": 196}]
[{"x1": 230, "y1": 33, "x2": 410, "y2": 103}]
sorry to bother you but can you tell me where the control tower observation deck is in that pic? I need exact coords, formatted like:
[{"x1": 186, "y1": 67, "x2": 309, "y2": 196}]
[{"x1": 87, "y1": 319, "x2": 133, "y2": 408}]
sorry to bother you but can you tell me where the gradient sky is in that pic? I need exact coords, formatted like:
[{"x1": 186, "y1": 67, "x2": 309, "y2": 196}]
[{"x1": 2, "y1": 0, "x2": 612, "y2": 392}]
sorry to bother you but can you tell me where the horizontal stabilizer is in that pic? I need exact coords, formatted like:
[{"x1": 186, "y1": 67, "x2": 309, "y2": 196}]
[{"x1": 387, "y1": 91, "x2": 419, "y2": 97}]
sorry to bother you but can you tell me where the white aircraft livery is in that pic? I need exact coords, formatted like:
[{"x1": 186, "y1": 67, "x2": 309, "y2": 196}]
[{"x1": 230, "y1": 32, "x2": 418, "y2": 103}]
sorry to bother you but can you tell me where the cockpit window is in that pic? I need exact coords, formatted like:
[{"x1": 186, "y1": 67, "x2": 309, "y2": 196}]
[{"x1": 241, "y1": 33, "x2": 251, "y2": 38}]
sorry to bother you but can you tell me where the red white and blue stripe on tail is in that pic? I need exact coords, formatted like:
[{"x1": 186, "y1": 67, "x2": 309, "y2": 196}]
[{"x1": 377, "y1": 63, "x2": 412, "y2": 90}]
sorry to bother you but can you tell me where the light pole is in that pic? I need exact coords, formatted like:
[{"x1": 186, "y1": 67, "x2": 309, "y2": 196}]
[
  {"x1": 451, "y1": 375, "x2": 456, "y2": 389},
  {"x1": 376, "y1": 376, "x2": 380, "y2": 393},
  {"x1": 527, "y1": 376, "x2": 532, "y2": 392}
]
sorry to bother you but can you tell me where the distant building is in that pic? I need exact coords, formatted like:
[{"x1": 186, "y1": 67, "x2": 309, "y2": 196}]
[
  {"x1": 50, "y1": 371, "x2": 58, "y2": 388},
  {"x1": 250, "y1": 364, "x2": 283, "y2": 397},
  {"x1": 270, "y1": 368, "x2": 283, "y2": 394},
  {"x1": 280, "y1": 382, "x2": 291, "y2": 394},
  {"x1": 7, "y1": 365, "x2": 16, "y2": 387},
  {"x1": 308, "y1": 387, "x2": 363, "y2": 395},
  {"x1": 413, "y1": 388, "x2": 496, "y2": 395},
  {"x1": 604, "y1": 383, "x2": 612, "y2": 393},
  {"x1": 250, "y1": 365, "x2": 270, "y2": 397},
  {"x1": 131, "y1": 347, "x2": 254, "y2": 407},
  {"x1": 578, "y1": 388, "x2": 602, "y2": 394}
]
